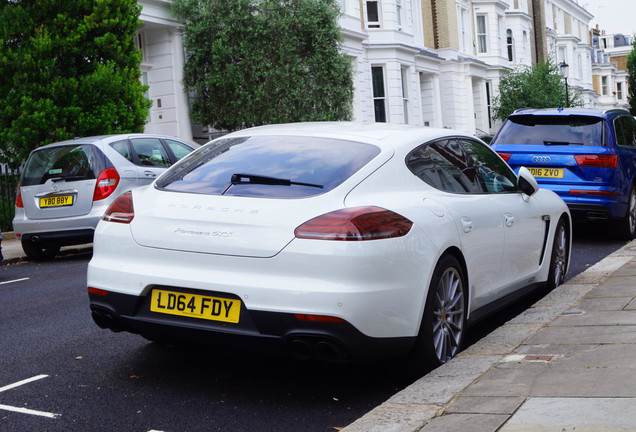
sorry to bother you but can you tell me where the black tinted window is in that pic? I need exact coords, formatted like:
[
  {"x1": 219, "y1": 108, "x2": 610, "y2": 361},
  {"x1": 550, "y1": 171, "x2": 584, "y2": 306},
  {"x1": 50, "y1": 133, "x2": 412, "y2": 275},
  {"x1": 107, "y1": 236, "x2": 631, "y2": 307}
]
[
  {"x1": 22, "y1": 144, "x2": 107, "y2": 186},
  {"x1": 494, "y1": 115, "x2": 604, "y2": 146},
  {"x1": 616, "y1": 116, "x2": 636, "y2": 147},
  {"x1": 156, "y1": 135, "x2": 381, "y2": 198},
  {"x1": 407, "y1": 139, "x2": 484, "y2": 193},
  {"x1": 462, "y1": 139, "x2": 518, "y2": 193}
]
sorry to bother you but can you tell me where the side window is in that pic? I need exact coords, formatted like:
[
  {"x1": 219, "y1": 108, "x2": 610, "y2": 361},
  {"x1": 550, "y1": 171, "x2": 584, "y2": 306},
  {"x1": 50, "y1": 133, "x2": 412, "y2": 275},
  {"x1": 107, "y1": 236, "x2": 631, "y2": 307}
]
[
  {"x1": 130, "y1": 138, "x2": 171, "y2": 167},
  {"x1": 616, "y1": 116, "x2": 636, "y2": 147},
  {"x1": 165, "y1": 139, "x2": 193, "y2": 161},
  {"x1": 111, "y1": 140, "x2": 133, "y2": 162},
  {"x1": 462, "y1": 139, "x2": 518, "y2": 193},
  {"x1": 407, "y1": 139, "x2": 485, "y2": 194}
]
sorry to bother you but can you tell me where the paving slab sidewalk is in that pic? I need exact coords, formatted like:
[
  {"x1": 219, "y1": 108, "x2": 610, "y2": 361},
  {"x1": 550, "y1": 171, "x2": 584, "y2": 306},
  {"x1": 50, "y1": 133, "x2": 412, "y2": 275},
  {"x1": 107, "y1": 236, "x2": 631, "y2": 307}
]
[{"x1": 343, "y1": 241, "x2": 636, "y2": 432}]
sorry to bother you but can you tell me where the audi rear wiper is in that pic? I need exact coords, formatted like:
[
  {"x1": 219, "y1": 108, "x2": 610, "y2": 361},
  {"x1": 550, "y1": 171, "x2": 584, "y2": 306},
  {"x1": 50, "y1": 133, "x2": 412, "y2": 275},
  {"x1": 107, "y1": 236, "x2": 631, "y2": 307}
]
[{"x1": 230, "y1": 173, "x2": 323, "y2": 189}]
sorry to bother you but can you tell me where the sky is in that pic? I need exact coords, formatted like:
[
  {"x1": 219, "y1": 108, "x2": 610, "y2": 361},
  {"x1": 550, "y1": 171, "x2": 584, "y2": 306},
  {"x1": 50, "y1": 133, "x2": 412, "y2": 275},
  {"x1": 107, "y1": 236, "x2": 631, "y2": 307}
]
[{"x1": 581, "y1": 0, "x2": 636, "y2": 36}]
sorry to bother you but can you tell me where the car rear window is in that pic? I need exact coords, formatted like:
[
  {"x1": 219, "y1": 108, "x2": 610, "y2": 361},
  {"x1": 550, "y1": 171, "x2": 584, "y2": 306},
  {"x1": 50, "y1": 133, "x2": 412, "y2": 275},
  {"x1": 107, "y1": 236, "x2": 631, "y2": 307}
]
[
  {"x1": 494, "y1": 115, "x2": 604, "y2": 146},
  {"x1": 21, "y1": 144, "x2": 108, "y2": 186},
  {"x1": 156, "y1": 135, "x2": 381, "y2": 198}
]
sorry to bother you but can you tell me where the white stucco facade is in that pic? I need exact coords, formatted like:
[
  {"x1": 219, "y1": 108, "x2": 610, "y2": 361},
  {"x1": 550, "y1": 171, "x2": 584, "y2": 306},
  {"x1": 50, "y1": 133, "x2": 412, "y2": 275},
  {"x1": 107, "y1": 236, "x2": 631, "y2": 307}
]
[{"x1": 137, "y1": 0, "x2": 631, "y2": 142}]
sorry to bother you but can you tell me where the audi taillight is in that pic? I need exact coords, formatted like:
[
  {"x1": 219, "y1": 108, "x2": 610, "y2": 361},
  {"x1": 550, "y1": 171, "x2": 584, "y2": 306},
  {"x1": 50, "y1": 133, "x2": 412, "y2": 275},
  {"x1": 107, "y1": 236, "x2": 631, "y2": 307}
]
[
  {"x1": 575, "y1": 154, "x2": 618, "y2": 168},
  {"x1": 498, "y1": 153, "x2": 511, "y2": 162},
  {"x1": 15, "y1": 182, "x2": 23, "y2": 208},
  {"x1": 294, "y1": 206, "x2": 413, "y2": 241},
  {"x1": 93, "y1": 168, "x2": 120, "y2": 201},
  {"x1": 102, "y1": 191, "x2": 134, "y2": 223}
]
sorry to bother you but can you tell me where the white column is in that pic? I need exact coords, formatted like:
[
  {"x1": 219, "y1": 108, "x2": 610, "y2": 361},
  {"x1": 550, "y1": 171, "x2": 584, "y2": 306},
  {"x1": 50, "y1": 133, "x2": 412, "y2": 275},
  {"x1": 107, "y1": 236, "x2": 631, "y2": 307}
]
[
  {"x1": 432, "y1": 74, "x2": 443, "y2": 128},
  {"x1": 171, "y1": 28, "x2": 193, "y2": 141}
]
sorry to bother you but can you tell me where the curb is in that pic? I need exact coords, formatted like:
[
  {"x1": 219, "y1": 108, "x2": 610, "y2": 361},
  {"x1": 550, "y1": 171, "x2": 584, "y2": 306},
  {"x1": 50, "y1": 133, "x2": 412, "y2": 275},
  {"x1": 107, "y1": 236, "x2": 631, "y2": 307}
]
[{"x1": 341, "y1": 241, "x2": 635, "y2": 432}]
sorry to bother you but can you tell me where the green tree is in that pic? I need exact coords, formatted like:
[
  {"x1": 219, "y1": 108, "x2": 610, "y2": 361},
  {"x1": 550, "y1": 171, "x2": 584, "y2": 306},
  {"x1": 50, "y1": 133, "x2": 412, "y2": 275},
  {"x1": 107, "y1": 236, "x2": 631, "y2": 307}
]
[
  {"x1": 0, "y1": 0, "x2": 151, "y2": 168},
  {"x1": 171, "y1": 0, "x2": 353, "y2": 132},
  {"x1": 493, "y1": 59, "x2": 581, "y2": 122},
  {"x1": 627, "y1": 38, "x2": 636, "y2": 115}
]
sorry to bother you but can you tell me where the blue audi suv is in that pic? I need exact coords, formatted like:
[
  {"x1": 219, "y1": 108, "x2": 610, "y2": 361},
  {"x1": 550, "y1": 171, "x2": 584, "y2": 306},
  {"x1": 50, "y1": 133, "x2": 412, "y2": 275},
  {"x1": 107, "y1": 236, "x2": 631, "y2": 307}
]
[{"x1": 491, "y1": 108, "x2": 636, "y2": 239}]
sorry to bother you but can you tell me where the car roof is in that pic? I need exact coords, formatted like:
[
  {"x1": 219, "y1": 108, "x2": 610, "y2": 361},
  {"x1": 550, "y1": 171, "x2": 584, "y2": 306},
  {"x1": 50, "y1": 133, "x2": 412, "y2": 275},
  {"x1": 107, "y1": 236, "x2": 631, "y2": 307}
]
[
  {"x1": 510, "y1": 108, "x2": 631, "y2": 118},
  {"x1": 219, "y1": 122, "x2": 476, "y2": 152},
  {"x1": 33, "y1": 133, "x2": 190, "y2": 149}
]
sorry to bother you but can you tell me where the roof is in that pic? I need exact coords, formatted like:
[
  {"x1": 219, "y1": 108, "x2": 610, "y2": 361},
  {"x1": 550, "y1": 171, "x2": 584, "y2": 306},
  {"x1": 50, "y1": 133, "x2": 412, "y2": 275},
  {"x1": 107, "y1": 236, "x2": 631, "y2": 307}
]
[{"x1": 511, "y1": 108, "x2": 631, "y2": 117}]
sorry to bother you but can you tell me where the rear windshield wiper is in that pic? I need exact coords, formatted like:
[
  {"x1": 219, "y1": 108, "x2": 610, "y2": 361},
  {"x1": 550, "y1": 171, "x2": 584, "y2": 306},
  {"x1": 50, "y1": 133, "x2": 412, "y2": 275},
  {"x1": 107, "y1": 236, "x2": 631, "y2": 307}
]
[
  {"x1": 230, "y1": 173, "x2": 323, "y2": 189},
  {"x1": 51, "y1": 175, "x2": 89, "y2": 182}
]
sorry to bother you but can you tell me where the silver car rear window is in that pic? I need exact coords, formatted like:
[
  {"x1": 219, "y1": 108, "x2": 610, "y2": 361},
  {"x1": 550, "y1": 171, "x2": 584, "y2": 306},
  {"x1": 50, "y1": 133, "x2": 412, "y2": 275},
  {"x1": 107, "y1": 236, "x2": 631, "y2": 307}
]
[
  {"x1": 21, "y1": 144, "x2": 108, "y2": 186},
  {"x1": 156, "y1": 135, "x2": 381, "y2": 198}
]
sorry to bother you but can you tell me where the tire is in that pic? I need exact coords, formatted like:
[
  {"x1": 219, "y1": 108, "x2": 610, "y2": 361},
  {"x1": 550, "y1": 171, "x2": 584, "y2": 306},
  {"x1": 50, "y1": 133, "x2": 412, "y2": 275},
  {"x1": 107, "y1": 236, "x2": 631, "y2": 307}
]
[
  {"x1": 409, "y1": 255, "x2": 467, "y2": 373},
  {"x1": 613, "y1": 185, "x2": 636, "y2": 240},
  {"x1": 546, "y1": 218, "x2": 569, "y2": 291},
  {"x1": 21, "y1": 238, "x2": 60, "y2": 261}
]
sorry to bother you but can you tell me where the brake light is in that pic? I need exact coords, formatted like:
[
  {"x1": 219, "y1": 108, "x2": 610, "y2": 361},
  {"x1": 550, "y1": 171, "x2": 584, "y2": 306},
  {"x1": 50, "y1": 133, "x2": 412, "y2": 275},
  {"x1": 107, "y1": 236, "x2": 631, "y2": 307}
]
[
  {"x1": 294, "y1": 206, "x2": 413, "y2": 241},
  {"x1": 15, "y1": 182, "x2": 23, "y2": 208},
  {"x1": 575, "y1": 154, "x2": 618, "y2": 168},
  {"x1": 498, "y1": 152, "x2": 511, "y2": 162},
  {"x1": 93, "y1": 168, "x2": 120, "y2": 201},
  {"x1": 102, "y1": 191, "x2": 134, "y2": 223}
]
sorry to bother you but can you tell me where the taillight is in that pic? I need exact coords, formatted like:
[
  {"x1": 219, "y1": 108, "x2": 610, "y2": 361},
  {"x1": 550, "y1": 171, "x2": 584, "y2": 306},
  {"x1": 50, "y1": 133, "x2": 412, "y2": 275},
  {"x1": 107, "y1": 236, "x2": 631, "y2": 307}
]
[
  {"x1": 93, "y1": 168, "x2": 120, "y2": 201},
  {"x1": 575, "y1": 154, "x2": 618, "y2": 168},
  {"x1": 102, "y1": 191, "x2": 134, "y2": 223},
  {"x1": 294, "y1": 206, "x2": 413, "y2": 241},
  {"x1": 15, "y1": 182, "x2": 23, "y2": 208},
  {"x1": 498, "y1": 152, "x2": 511, "y2": 162}
]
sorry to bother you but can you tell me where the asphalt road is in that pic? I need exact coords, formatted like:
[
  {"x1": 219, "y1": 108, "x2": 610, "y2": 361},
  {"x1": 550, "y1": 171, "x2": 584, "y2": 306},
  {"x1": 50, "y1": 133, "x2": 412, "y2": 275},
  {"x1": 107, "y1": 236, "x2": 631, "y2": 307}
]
[{"x1": 0, "y1": 225, "x2": 626, "y2": 432}]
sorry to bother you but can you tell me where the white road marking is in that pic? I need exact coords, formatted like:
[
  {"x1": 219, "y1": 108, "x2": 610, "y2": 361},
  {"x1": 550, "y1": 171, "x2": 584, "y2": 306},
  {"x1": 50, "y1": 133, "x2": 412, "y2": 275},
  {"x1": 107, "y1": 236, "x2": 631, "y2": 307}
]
[
  {"x1": 0, "y1": 375, "x2": 61, "y2": 419},
  {"x1": 0, "y1": 277, "x2": 30, "y2": 285},
  {"x1": 0, "y1": 404, "x2": 60, "y2": 419},
  {"x1": 0, "y1": 374, "x2": 48, "y2": 393}
]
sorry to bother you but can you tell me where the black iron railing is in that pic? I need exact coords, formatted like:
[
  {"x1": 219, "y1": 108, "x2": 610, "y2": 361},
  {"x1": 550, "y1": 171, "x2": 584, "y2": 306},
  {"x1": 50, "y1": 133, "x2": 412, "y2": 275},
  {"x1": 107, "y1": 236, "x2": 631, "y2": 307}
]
[{"x1": 0, "y1": 166, "x2": 20, "y2": 232}]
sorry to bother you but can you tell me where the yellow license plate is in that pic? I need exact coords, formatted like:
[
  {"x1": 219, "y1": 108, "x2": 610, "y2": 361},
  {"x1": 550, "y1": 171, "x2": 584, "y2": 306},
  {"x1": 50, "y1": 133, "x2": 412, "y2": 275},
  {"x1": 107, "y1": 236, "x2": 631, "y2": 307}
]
[
  {"x1": 527, "y1": 167, "x2": 564, "y2": 178},
  {"x1": 150, "y1": 289, "x2": 241, "y2": 323},
  {"x1": 40, "y1": 195, "x2": 73, "y2": 208}
]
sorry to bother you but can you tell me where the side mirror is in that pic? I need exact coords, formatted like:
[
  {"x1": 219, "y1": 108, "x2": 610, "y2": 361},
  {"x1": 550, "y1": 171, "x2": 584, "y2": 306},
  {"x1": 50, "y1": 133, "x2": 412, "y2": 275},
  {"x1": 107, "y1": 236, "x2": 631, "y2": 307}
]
[{"x1": 518, "y1": 167, "x2": 539, "y2": 197}]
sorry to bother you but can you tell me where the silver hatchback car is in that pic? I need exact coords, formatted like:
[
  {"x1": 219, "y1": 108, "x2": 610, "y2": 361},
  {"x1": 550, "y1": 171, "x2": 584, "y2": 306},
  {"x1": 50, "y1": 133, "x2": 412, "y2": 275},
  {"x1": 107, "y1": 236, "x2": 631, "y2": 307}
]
[{"x1": 13, "y1": 134, "x2": 198, "y2": 260}]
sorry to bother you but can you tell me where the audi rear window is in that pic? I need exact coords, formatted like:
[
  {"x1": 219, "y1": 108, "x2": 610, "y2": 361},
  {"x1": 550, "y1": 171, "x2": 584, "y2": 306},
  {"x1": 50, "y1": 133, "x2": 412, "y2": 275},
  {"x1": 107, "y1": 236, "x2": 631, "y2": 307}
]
[
  {"x1": 493, "y1": 115, "x2": 604, "y2": 146},
  {"x1": 156, "y1": 135, "x2": 381, "y2": 198},
  {"x1": 21, "y1": 144, "x2": 108, "y2": 186}
]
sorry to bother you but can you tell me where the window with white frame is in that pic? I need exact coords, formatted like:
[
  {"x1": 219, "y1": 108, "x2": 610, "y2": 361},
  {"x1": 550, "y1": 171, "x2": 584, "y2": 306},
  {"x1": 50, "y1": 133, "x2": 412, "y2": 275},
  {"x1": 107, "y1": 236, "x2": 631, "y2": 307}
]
[
  {"x1": 371, "y1": 66, "x2": 387, "y2": 122},
  {"x1": 458, "y1": 5, "x2": 470, "y2": 52},
  {"x1": 401, "y1": 66, "x2": 409, "y2": 124},
  {"x1": 602, "y1": 76, "x2": 608, "y2": 96},
  {"x1": 396, "y1": 0, "x2": 402, "y2": 28},
  {"x1": 557, "y1": 46, "x2": 566, "y2": 64},
  {"x1": 617, "y1": 82, "x2": 623, "y2": 100},
  {"x1": 506, "y1": 29, "x2": 514, "y2": 62},
  {"x1": 366, "y1": 0, "x2": 380, "y2": 28},
  {"x1": 476, "y1": 14, "x2": 487, "y2": 53},
  {"x1": 135, "y1": 32, "x2": 147, "y2": 63}
]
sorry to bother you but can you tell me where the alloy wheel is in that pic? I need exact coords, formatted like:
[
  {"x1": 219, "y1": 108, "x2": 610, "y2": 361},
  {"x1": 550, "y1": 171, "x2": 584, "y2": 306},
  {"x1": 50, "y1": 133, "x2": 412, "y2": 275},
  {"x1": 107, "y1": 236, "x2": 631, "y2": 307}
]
[{"x1": 432, "y1": 267, "x2": 465, "y2": 363}]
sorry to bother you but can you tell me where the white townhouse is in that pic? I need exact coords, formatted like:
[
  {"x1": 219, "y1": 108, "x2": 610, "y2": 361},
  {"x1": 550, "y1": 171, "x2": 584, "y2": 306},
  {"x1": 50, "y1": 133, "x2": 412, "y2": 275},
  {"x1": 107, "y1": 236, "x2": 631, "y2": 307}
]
[{"x1": 136, "y1": 0, "x2": 623, "y2": 142}]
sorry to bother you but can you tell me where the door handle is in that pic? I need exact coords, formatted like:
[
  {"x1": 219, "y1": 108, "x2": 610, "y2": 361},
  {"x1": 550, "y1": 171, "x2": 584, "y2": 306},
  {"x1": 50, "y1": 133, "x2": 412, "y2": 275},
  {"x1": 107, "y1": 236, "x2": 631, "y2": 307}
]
[
  {"x1": 144, "y1": 170, "x2": 157, "y2": 178},
  {"x1": 505, "y1": 213, "x2": 514, "y2": 227},
  {"x1": 461, "y1": 217, "x2": 472, "y2": 233}
]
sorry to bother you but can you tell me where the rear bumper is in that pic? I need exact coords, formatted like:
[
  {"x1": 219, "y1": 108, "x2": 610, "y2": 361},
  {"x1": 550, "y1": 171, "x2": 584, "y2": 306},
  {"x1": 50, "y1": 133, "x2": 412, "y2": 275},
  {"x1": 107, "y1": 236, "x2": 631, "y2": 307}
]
[
  {"x1": 21, "y1": 229, "x2": 94, "y2": 247},
  {"x1": 89, "y1": 290, "x2": 415, "y2": 362},
  {"x1": 567, "y1": 204, "x2": 613, "y2": 222}
]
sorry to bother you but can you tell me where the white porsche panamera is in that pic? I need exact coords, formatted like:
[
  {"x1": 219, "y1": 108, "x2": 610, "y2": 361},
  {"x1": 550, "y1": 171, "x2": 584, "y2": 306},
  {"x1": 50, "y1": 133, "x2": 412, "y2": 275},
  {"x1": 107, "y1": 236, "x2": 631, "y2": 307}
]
[{"x1": 87, "y1": 122, "x2": 570, "y2": 371}]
